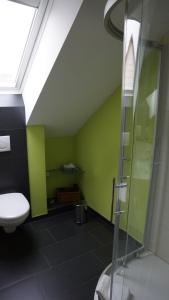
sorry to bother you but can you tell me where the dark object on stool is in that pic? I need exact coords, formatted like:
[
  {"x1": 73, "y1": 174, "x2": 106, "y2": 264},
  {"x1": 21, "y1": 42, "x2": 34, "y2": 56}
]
[
  {"x1": 56, "y1": 185, "x2": 81, "y2": 203},
  {"x1": 75, "y1": 203, "x2": 87, "y2": 224}
]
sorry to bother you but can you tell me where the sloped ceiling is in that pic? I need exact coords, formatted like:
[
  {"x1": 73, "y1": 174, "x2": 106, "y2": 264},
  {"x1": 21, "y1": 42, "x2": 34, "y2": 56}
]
[{"x1": 28, "y1": 0, "x2": 123, "y2": 136}]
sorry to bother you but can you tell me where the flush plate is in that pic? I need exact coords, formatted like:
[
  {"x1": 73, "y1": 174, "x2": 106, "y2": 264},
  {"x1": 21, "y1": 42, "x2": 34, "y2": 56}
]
[{"x1": 0, "y1": 136, "x2": 11, "y2": 152}]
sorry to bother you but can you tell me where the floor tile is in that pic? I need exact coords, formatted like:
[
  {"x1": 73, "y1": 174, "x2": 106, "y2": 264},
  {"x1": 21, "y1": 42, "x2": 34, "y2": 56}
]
[
  {"x1": 48, "y1": 219, "x2": 80, "y2": 241},
  {"x1": 48, "y1": 217, "x2": 101, "y2": 242},
  {"x1": 0, "y1": 224, "x2": 35, "y2": 259},
  {"x1": 76, "y1": 218, "x2": 103, "y2": 233},
  {"x1": 41, "y1": 232, "x2": 101, "y2": 266},
  {"x1": 31, "y1": 210, "x2": 74, "y2": 231},
  {"x1": 118, "y1": 236, "x2": 141, "y2": 258},
  {"x1": 0, "y1": 250, "x2": 49, "y2": 289},
  {"x1": 0, "y1": 277, "x2": 44, "y2": 300},
  {"x1": 29, "y1": 227, "x2": 56, "y2": 249},
  {"x1": 0, "y1": 210, "x2": 114, "y2": 297},
  {"x1": 89, "y1": 222, "x2": 114, "y2": 245},
  {"x1": 0, "y1": 225, "x2": 55, "y2": 259},
  {"x1": 68, "y1": 276, "x2": 99, "y2": 300},
  {"x1": 92, "y1": 243, "x2": 113, "y2": 267},
  {"x1": 119, "y1": 229, "x2": 128, "y2": 240},
  {"x1": 37, "y1": 253, "x2": 103, "y2": 300}
]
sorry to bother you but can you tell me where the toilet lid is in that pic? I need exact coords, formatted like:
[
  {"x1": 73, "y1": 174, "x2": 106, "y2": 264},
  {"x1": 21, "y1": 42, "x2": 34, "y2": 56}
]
[{"x1": 0, "y1": 193, "x2": 30, "y2": 219}]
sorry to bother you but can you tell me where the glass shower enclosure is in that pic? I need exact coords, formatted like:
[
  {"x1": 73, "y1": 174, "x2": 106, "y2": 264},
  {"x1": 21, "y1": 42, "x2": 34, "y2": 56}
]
[{"x1": 104, "y1": 0, "x2": 169, "y2": 299}]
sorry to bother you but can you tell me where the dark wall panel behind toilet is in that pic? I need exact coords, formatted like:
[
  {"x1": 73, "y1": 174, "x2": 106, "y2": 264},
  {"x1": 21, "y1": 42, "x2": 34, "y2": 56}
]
[{"x1": 0, "y1": 95, "x2": 29, "y2": 200}]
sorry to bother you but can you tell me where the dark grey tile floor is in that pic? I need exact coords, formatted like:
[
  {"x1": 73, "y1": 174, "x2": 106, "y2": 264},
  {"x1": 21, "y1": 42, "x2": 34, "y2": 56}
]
[
  {"x1": 0, "y1": 209, "x2": 140, "y2": 300},
  {"x1": 0, "y1": 210, "x2": 112, "y2": 299}
]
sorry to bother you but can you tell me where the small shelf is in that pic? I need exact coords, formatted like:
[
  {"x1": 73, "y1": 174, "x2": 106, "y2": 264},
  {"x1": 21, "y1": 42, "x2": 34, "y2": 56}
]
[{"x1": 46, "y1": 166, "x2": 83, "y2": 177}]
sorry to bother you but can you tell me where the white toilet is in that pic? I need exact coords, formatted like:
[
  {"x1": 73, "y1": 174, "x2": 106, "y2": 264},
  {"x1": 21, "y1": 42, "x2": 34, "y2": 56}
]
[{"x1": 0, "y1": 193, "x2": 30, "y2": 233}]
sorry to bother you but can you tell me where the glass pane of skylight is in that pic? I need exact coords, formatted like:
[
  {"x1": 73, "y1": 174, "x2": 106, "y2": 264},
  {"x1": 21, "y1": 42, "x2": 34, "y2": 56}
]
[
  {"x1": 124, "y1": 19, "x2": 140, "y2": 92},
  {"x1": 0, "y1": 0, "x2": 36, "y2": 88}
]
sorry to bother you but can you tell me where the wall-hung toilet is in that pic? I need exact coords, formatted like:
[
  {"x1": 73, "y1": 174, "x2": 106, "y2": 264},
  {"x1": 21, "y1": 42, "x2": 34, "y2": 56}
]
[{"x1": 0, "y1": 193, "x2": 30, "y2": 233}]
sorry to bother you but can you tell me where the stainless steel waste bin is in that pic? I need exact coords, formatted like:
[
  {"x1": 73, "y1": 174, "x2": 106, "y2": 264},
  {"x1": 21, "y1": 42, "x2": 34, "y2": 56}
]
[{"x1": 75, "y1": 204, "x2": 86, "y2": 224}]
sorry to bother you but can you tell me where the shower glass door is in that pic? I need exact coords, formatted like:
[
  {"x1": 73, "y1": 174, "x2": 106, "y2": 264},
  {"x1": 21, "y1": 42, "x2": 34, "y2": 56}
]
[{"x1": 111, "y1": 0, "x2": 161, "y2": 299}]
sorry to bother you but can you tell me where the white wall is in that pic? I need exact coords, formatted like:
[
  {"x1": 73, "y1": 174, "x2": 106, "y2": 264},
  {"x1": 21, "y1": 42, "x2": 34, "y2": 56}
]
[
  {"x1": 23, "y1": 0, "x2": 122, "y2": 136},
  {"x1": 22, "y1": 0, "x2": 84, "y2": 122}
]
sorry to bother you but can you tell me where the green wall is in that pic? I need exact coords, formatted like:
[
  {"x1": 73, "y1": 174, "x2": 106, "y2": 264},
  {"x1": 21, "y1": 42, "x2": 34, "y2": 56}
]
[
  {"x1": 116, "y1": 49, "x2": 161, "y2": 244},
  {"x1": 44, "y1": 89, "x2": 121, "y2": 220},
  {"x1": 25, "y1": 50, "x2": 160, "y2": 245},
  {"x1": 126, "y1": 49, "x2": 161, "y2": 242},
  {"x1": 76, "y1": 88, "x2": 121, "y2": 220},
  {"x1": 26, "y1": 125, "x2": 47, "y2": 217},
  {"x1": 45, "y1": 136, "x2": 77, "y2": 198}
]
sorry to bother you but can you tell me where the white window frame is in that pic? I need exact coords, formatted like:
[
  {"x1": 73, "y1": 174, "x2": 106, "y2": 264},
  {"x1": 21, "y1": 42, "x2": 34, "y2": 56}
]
[
  {"x1": 0, "y1": 0, "x2": 51, "y2": 94},
  {"x1": 9, "y1": 0, "x2": 40, "y2": 8}
]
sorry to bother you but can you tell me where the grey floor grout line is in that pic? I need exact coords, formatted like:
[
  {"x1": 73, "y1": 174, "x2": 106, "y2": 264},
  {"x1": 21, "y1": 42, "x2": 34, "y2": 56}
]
[
  {"x1": 39, "y1": 226, "x2": 103, "y2": 251},
  {"x1": 31, "y1": 211, "x2": 74, "y2": 227},
  {"x1": 0, "y1": 212, "x2": 113, "y2": 296},
  {"x1": 0, "y1": 255, "x2": 102, "y2": 294},
  {"x1": 40, "y1": 251, "x2": 52, "y2": 268},
  {"x1": 90, "y1": 249, "x2": 110, "y2": 267},
  {"x1": 0, "y1": 250, "x2": 55, "y2": 292},
  {"x1": 87, "y1": 230, "x2": 111, "y2": 247},
  {"x1": 45, "y1": 228, "x2": 58, "y2": 243},
  {"x1": 38, "y1": 247, "x2": 106, "y2": 274},
  {"x1": 67, "y1": 273, "x2": 101, "y2": 298},
  {"x1": 0, "y1": 268, "x2": 50, "y2": 293}
]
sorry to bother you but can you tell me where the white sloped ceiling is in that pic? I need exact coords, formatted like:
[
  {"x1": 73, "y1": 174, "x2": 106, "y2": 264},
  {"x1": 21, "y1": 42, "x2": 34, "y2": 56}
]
[{"x1": 28, "y1": 0, "x2": 123, "y2": 136}]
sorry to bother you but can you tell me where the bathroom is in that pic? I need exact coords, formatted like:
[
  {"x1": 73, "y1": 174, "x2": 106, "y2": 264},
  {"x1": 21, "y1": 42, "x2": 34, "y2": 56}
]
[{"x1": 0, "y1": 0, "x2": 169, "y2": 299}]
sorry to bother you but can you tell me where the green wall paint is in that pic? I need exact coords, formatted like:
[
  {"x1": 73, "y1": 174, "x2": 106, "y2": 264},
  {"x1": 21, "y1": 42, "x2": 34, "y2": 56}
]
[
  {"x1": 45, "y1": 136, "x2": 77, "y2": 198},
  {"x1": 126, "y1": 49, "x2": 161, "y2": 243},
  {"x1": 76, "y1": 88, "x2": 121, "y2": 220},
  {"x1": 26, "y1": 125, "x2": 47, "y2": 217},
  {"x1": 26, "y1": 49, "x2": 159, "y2": 242},
  {"x1": 74, "y1": 49, "x2": 160, "y2": 243},
  {"x1": 116, "y1": 49, "x2": 161, "y2": 243}
]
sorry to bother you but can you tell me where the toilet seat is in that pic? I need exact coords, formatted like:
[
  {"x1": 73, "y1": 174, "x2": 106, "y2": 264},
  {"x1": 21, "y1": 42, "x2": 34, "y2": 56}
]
[{"x1": 0, "y1": 193, "x2": 30, "y2": 222}]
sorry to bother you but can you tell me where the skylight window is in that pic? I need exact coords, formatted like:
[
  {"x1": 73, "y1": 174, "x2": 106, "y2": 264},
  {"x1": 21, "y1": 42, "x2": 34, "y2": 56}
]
[
  {"x1": 0, "y1": 0, "x2": 47, "y2": 91},
  {"x1": 124, "y1": 19, "x2": 140, "y2": 93}
]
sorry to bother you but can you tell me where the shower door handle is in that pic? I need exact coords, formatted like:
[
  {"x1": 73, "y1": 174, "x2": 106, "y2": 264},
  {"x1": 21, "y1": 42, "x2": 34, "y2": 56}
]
[
  {"x1": 115, "y1": 183, "x2": 127, "y2": 188},
  {"x1": 113, "y1": 182, "x2": 127, "y2": 217},
  {"x1": 114, "y1": 210, "x2": 125, "y2": 216}
]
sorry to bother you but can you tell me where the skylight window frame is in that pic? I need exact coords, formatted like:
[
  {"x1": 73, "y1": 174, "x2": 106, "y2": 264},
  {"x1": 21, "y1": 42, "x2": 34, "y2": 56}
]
[
  {"x1": 9, "y1": 0, "x2": 40, "y2": 8},
  {"x1": 0, "y1": 0, "x2": 50, "y2": 93}
]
